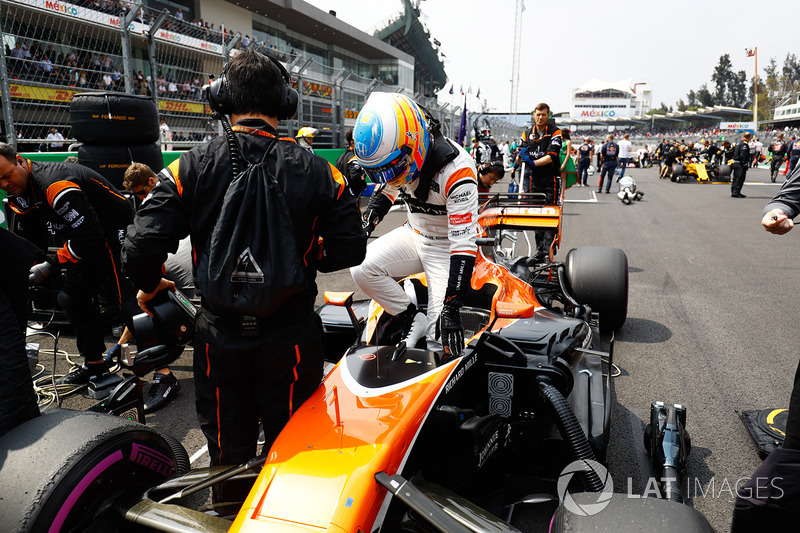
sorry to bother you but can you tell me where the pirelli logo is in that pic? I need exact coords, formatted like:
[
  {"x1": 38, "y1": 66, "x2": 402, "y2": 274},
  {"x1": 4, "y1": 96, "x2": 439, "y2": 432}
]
[{"x1": 130, "y1": 443, "x2": 174, "y2": 476}]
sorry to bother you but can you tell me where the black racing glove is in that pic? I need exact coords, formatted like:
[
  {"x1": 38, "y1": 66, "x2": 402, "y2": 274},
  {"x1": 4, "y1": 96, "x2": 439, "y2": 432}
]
[
  {"x1": 362, "y1": 208, "x2": 382, "y2": 237},
  {"x1": 436, "y1": 254, "x2": 476, "y2": 359},
  {"x1": 438, "y1": 301, "x2": 464, "y2": 359},
  {"x1": 361, "y1": 187, "x2": 393, "y2": 237},
  {"x1": 29, "y1": 258, "x2": 59, "y2": 285}
]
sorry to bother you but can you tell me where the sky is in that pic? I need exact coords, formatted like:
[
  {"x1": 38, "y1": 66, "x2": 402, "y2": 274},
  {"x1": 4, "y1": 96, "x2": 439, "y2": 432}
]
[{"x1": 304, "y1": 0, "x2": 798, "y2": 115}]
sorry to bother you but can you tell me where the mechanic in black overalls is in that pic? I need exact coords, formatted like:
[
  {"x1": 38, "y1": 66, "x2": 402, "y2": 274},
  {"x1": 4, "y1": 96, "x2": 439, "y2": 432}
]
[
  {"x1": 0, "y1": 144, "x2": 135, "y2": 386},
  {"x1": 577, "y1": 138, "x2": 593, "y2": 186},
  {"x1": 700, "y1": 140, "x2": 721, "y2": 165},
  {"x1": 520, "y1": 103, "x2": 562, "y2": 262},
  {"x1": 731, "y1": 132, "x2": 752, "y2": 198},
  {"x1": 769, "y1": 134, "x2": 789, "y2": 180},
  {"x1": 597, "y1": 134, "x2": 618, "y2": 193},
  {"x1": 788, "y1": 136, "x2": 800, "y2": 178}
]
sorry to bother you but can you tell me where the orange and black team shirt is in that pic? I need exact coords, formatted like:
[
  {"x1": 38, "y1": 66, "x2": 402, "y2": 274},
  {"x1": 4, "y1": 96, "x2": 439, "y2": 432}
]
[
  {"x1": 7, "y1": 160, "x2": 133, "y2": 264},
  {"x1": 521, "y1": 123, "x2": 562, "y2": 180}
]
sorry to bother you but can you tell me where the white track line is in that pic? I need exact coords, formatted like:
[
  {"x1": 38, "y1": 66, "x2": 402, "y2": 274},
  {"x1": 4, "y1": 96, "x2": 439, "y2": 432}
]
[{"x1": 190, "y1": 444, "x2": 208, "y2": 464}]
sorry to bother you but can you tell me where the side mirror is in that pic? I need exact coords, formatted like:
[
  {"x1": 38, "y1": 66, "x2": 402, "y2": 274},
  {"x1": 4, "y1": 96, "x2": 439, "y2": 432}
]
[
  {"x1": 323, "y1": 291, "x2": 362, "y2": 338},
  {"x1": 324, "y1": 291, "x2": 354, "y2": 307}
]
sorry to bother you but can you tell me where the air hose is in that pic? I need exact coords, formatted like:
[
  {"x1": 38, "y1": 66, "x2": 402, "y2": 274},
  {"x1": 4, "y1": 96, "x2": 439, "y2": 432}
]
[{"x1": 538, "y1": 380, "x2": 604, "y2": 492}]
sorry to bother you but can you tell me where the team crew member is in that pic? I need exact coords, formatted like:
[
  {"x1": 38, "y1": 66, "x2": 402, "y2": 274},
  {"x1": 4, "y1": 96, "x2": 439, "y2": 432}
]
[
  {"x1": 519, "y1": 103, "x2": 562, "y2": 261},
  {"x1": 123, "y1": 50, "x2": 365, "y2": 496},
  {"x1": 577, "y1": 138, "x2": 593, "y2": 186},
  {"x1": 295, "y1": 126, "x2": 318, "y2": 153},
  {"x1": 700, "y1": 140, "x2": 722, "y2": 165},
  {"x1": 0, "y1": 144, "x2": 134, "y2": 385},
  {"x1": 334, "y1": 129, "x2": 368, "y2": 205},
  {"x1": 598, "y1": 134, "x2": 618, "y2": 193},
  {"x1": 788, "y1": 136, "x2": 800, "y2": 178},
  {"x1": 477, "y1": 161, "x2": 504, "y2": 194},
  {"x1": 769, "y1": 134, "x2": 789, "y2": 181},
  {"x1": 352, "y1": 92, "x2": 479, "y2": 358},
  {"x1": 731, "y1": 132, "x2": 752, "y2": 198}
]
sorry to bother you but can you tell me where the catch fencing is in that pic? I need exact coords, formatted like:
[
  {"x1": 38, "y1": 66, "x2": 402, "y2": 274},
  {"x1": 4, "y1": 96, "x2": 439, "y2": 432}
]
[{"x1": 0, "y1": 0, "x2": 521, "y2": 153}]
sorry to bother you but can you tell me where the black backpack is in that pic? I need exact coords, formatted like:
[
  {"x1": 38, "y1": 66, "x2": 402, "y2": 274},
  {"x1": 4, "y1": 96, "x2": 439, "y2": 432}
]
[{"x1": 197, "y1": 135, "x2": 308, "y2": 317}]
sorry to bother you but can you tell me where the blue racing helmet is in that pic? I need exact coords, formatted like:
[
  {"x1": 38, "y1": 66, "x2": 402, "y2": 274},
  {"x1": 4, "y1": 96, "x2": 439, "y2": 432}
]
[{"x1": 353, "y1": 92, "x2": 431, "y2": 186}]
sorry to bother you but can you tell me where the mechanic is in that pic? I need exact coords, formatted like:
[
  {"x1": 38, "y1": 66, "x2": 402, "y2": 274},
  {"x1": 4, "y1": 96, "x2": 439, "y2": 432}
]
[
  {"x1": 731, "y1": 132, "x2": 752, "y2": 198},
  {"x1": 334, "y1": 128, "x2": 368, "y2": 206},
  {"x1": 0, "y1": 143, "x2": 134, "y2": 386},
  {"x1": 518, "y1": 103, "x2": 563, "y2": 261},
  {"x1": 617, "y1": 133, "x2": 632, "y2": 180},
  {"x1": 295, "y1": 126, "x2": 317, "y2": 153},
  {"x1": 700, "y1": 140, "x2": 721, "y2": 164},
  {"x1": 477, "y1": 161, "x2": 505, "y2": 194},
  {"x1": 787, "y1": 135, "x2": 800, "y2": 178},
  {"x1": 769, "y1": 133, "x2": 789, "y2": 180},
  {"x1": 351, "y1": 92, "x2": 479, "y2": 358},
  {"x1": 123, "y1": 49, "x2": 365, "y2": 500},
  {"x1": 597, "y1": 133, "x2": 618, "y2": 193},
  {"x1": 104, "y1": 162, "x2": 187, "y2": 413},
  {"x1": 576, "y1": 137, "x2": 593, "y2": 187}
]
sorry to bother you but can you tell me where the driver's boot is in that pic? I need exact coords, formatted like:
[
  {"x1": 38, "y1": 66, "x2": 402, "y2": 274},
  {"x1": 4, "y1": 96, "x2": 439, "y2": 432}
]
[{"x1": 401, "y1": 311, "x2": 427, "y2": 349}]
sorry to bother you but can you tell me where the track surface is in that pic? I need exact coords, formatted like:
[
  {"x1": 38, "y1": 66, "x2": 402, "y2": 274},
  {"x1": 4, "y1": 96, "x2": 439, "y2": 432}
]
[{"x1": 45, "y1": 164, "x2": 798, "y2": 532}]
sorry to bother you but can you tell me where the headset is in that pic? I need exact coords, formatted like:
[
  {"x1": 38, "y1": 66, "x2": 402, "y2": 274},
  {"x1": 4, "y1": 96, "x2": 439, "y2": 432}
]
[{"x1": 205, "y1": 52, "x2": 298, "y2": 120}]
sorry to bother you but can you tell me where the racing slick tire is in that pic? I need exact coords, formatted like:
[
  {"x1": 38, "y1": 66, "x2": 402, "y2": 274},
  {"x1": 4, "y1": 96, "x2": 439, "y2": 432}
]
[
  {"x1": 718, "y1": 164, "x2": 732, "y2": 179},
  {"x1": 70, "y1": 92, "x2": 160, "y2": 145},
  {"x1": 672, "y1": 164, "x2": 685, "y2": 178},
  {"x1": 564, "y1": 247, "x2": 628, "y2": 332},
  {"x1": 0, "y1": 409, "x2": 189, "y2": 533},
  {"x1": 78, "y1": 143, "x2": 164, "y2": 189}
]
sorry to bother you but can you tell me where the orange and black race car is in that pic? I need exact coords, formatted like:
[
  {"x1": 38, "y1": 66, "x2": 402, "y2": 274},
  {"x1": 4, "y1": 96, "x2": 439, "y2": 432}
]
[{"x1": 0, "y1": 193, "x2": 711, "y2": 532}]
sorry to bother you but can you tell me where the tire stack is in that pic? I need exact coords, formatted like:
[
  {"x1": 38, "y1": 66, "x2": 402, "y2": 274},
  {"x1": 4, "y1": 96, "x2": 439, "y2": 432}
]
[{"x1": 70, "y1": 92, "x2": 163, "y2": 189}]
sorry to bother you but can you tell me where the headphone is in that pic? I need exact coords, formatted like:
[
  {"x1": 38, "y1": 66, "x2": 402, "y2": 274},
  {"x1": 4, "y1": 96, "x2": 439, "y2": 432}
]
[{"x1": 205, "y1": 53, "x2": 299, "y2": 120}]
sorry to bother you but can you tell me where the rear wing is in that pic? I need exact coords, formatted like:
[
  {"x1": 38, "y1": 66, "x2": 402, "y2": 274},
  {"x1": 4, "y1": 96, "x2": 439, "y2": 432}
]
[{"x1": 477, "y1": 193, "x2": 562, "y2": 232}]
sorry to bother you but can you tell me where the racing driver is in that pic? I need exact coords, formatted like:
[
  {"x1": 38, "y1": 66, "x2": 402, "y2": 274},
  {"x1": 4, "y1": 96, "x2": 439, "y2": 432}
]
[{"x1": 352, "y1": 92, "x2": 479, "y2": 359}]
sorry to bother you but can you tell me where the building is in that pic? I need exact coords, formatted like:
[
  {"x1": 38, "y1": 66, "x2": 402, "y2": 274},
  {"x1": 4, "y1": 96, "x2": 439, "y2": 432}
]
[
  {"x1": 570, "y1": 79, "x2": 652, "y2": 121},
  {"x1": 0, "y1": 0, "x2": 447, "y2": 150}
]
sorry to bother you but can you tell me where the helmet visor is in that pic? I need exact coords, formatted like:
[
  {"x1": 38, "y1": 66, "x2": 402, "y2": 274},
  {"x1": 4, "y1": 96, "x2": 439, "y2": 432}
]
[{"x1": 363, "y1": 146, "x2": 413, "y2": 185}]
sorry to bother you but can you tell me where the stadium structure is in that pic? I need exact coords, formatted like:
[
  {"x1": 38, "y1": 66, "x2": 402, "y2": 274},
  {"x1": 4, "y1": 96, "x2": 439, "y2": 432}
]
[{"x1": 0, "y1": 0, "x2": 487, "y2": 151}]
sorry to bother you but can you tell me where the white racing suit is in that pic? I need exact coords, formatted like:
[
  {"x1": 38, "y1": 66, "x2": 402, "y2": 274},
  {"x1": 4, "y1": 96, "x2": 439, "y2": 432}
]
[{"x1": 352, "y1": 142, "x2": 479, "y2": 349}]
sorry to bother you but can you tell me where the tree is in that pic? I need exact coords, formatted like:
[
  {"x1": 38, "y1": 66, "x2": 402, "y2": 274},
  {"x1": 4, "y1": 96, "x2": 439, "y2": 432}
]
[
  {"x1": 729, "y1": 70, "x2": 748, "y2": 108},
  {"x1": 782, "y1": 53, "x2": 800, "y2": 92},
  {"x1": 697, "y1": 84, "x2": 714, "y2": 107},
  {"x1": 686, "y1": 90, "x2": 698, "y2": 108},
  {"x1": 676, "y1": 98, "x2": 688, "y2": 112},
  {"x1": 711, "y1": 54, "x2": 733, "y2": 104}
]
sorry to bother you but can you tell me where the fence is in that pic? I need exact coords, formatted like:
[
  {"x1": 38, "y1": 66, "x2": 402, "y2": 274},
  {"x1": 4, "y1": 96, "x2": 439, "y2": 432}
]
[{"x1": 0, "y1": 0, "x2": 522, "y2": 153}]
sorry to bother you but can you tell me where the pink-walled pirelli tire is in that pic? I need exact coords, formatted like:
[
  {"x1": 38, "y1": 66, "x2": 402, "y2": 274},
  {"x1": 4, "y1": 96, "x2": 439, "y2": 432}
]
[
  {"x1": 564, "y1": 247, "x2": 629, "y2": 332},
  {"x1": 0, "y1": 409, "x2": 189, "y2": 533},
  {"x1": 70, "y1": 92, "x2": 159, "y2": 145}
]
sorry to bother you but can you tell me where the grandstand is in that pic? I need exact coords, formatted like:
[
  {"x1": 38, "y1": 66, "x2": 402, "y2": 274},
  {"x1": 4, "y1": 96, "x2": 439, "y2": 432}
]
[{"x1": 1, "y1": 0, "x2": 519, "y2": 151}]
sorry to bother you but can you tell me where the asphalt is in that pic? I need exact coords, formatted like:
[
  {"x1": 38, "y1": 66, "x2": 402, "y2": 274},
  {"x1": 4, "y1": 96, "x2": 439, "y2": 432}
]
[{"x1": 33, "y1": 163, "x2": 799, "y2": 532}]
